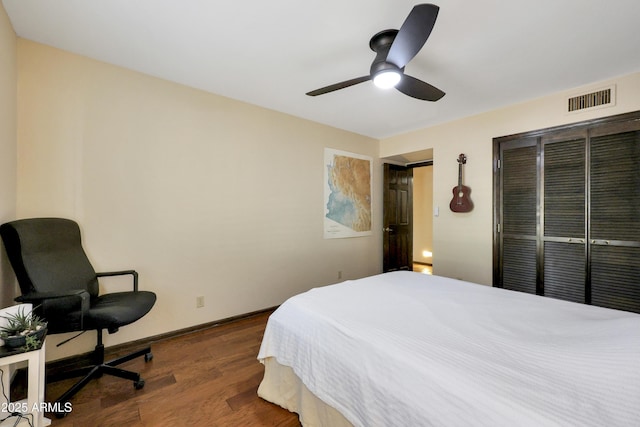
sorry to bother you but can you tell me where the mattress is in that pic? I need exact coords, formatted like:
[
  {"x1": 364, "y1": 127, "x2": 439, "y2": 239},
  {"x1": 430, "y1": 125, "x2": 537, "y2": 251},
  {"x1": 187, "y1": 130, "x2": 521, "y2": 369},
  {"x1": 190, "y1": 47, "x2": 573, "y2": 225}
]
[{"x1": 257, "y1": 271, "x2": 640, "y2": 426}]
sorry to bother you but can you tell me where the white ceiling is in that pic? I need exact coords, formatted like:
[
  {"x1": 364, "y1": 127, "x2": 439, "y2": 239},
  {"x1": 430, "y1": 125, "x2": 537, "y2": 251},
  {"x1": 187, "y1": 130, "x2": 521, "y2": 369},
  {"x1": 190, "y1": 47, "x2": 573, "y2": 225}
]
[{"x1": 4, "y1": 0, "x2": 640, "y2": 139}]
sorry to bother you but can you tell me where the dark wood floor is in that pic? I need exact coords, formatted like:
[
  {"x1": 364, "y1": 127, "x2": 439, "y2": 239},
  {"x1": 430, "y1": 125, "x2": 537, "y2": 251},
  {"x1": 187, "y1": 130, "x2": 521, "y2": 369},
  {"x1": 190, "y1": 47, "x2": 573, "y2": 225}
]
[{"x1": 42, "y1": 311, "x2": 301, "y2": 426}]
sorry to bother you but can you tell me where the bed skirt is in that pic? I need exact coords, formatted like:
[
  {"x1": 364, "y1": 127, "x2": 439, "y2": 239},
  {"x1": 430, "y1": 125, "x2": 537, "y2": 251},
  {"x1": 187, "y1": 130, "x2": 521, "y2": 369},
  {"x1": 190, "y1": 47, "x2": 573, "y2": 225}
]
[{"x1": 258, "y1": 357, "x2": 353, "y2": 427}]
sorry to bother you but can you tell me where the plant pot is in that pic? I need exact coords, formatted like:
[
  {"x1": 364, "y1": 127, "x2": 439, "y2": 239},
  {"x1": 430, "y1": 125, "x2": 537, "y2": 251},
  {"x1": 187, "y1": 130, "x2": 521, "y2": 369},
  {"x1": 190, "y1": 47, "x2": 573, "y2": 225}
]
[
  {"x1": 2, "y1": 334, "x2": 26, "y2": 348},
  {"x1": 2, "y1": 326, "x2": 47, "y2": 349}
]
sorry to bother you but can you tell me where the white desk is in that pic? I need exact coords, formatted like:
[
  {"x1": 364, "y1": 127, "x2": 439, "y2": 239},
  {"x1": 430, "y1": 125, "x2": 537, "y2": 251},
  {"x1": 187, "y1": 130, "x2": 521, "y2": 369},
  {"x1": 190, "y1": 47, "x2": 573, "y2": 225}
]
[
  {"x1": 0, "y1": 303, "x2": 50, "y2": 427},
  {"x1": 0, "y1": 342, "x2": 49, "y2": 427}
]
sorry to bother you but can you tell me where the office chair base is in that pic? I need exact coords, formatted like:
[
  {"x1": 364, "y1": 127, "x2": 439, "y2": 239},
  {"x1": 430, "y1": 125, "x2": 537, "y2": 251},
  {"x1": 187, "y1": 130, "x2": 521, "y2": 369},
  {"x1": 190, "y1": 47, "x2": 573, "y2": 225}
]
[{"x1": 51, "y1": 346, "x2": 153, "y2": 418}]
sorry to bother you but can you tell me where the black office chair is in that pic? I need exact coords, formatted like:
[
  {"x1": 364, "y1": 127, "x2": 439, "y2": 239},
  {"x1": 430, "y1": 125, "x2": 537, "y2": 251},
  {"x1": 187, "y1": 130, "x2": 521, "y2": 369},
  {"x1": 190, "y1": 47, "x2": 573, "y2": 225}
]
[{"x1": 0, "y1": 217, "x2": 156, "y2": 412}]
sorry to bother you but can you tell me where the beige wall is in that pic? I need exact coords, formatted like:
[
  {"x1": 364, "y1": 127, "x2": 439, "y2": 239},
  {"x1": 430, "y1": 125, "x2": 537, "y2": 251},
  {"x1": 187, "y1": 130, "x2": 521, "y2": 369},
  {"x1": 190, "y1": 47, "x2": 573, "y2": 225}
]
[
  {"x1": 0, "y1": 4, "x2": 17, "y2": 308},
  {"x1": 16, "y1": 40, "x2": 382, "y2": 361},
  {"x1": 381, "y1": 72, "x2": 640, "y2": 285},
  {"x1": 413, "y1": 166, "x2": 433, "y2": 264}
]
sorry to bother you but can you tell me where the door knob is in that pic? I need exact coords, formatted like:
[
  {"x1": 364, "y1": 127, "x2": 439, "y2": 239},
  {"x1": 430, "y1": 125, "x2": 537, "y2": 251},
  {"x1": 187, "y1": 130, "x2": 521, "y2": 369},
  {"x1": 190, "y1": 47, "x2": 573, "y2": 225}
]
[{"x1": 383, "y1": 227, "x2": 392, "y2": 232}]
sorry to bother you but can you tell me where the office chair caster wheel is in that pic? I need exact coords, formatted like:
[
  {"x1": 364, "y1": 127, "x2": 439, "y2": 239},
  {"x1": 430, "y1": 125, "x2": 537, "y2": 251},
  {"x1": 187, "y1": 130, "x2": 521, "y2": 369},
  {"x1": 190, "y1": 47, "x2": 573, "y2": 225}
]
[
  {"x1": 144, "y1": 352, "x2": 153, "y2": 362},
  {"x1": 134, "y1": 379, "x2": 145, "y2": 390}
]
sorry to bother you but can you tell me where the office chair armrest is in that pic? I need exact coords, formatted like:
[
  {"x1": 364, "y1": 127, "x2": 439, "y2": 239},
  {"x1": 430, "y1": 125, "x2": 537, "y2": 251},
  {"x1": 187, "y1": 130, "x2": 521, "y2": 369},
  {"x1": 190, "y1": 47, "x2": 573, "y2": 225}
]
[
  {"x1": 15, "y1": 289, "x2": 90, "y2": 303},
  {"x1": 96, "y1": 270, "x2": 139, "y2": 291},
  {"x1": 16, "y1": 289, "x2": 91, "y2": 329}
]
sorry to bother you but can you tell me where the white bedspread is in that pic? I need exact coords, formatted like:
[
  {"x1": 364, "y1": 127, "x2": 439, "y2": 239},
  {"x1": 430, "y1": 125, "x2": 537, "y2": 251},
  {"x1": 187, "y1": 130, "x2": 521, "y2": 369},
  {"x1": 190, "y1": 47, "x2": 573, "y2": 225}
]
[{"x1": 258, "y1": 271, "x2": 640, "y2": 427}]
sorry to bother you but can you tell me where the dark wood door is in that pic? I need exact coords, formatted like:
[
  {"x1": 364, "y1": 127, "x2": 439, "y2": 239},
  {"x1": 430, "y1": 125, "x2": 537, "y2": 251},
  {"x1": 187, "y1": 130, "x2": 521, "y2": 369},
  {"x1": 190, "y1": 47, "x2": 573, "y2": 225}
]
[
  {"x1": 588, "y1": 122, "x2": 640, "y2": 313},
  {"x1": 383, "y1": 164, "x2": 413, "y2": 272},
  {"x1": 497, "y1": 138, "x2": 539, "y2": 294},
  {"x1": 541, "y1": 131, "x2": 587, "y2": 304}
]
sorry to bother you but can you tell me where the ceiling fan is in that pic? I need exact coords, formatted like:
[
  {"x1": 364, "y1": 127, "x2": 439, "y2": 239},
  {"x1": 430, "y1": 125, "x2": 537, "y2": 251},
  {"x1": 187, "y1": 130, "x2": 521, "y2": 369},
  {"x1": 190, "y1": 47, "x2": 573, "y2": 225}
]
[{"x1": 306, "y1": 3, "x2": 445, "y2": 101}]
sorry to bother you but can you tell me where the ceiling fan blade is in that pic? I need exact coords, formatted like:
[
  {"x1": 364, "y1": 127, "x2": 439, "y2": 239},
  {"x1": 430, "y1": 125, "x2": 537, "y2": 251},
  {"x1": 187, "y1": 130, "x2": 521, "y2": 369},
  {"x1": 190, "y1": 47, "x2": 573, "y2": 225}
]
[
  {"x1": 386, "y1": 4, "x2": 439, "y2": 68},
  {"x1": 395, "y1": 74, "x2": 445, "y2": 101},
  {"x1": 306, "y1": 76, "x2": 371, "y2": 96}
]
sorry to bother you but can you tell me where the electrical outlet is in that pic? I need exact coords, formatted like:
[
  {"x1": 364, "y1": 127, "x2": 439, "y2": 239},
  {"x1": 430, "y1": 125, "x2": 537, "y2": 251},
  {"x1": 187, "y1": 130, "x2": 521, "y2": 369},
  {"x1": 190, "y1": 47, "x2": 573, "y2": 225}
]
[{"x1": 196, "y1": 296, "x2": 205, "y2": 308}]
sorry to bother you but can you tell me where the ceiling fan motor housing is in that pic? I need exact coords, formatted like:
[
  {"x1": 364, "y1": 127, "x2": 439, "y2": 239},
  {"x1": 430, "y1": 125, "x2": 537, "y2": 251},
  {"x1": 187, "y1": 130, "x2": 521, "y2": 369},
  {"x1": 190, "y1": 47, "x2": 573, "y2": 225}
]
[{"x1": 369, "y1": 29, "x2": 403, "y2": 85}]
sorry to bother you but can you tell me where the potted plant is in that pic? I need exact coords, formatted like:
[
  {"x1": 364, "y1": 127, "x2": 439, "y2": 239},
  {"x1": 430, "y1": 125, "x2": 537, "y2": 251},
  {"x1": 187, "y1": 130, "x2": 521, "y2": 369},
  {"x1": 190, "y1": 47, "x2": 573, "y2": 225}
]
[{"x1": 0, "y1": 306, "x2": 47, "y2": 350}]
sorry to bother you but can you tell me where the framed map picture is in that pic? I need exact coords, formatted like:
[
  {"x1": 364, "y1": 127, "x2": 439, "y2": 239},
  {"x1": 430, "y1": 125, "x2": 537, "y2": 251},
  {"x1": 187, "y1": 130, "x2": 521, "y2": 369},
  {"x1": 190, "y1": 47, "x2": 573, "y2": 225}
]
[{"x1": 324, "y1": 148, "x2": 373, "y2": 238}]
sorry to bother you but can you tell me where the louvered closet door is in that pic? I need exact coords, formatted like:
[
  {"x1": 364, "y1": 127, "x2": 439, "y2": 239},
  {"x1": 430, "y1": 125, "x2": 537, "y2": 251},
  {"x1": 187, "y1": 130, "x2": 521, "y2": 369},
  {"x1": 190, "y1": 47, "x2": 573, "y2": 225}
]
[
  {"x1": 499, "y1": 138, "x2": 538, "y2": 294},
  {"x1": 542, "y1": 133, "x2": 587, "y2": 303},
  {"x1": 495, "y1": 112, "x2": 640, "y2": 314},
  {"x1": 589, "y1": 123, "x2": 640, "y2": 313}
]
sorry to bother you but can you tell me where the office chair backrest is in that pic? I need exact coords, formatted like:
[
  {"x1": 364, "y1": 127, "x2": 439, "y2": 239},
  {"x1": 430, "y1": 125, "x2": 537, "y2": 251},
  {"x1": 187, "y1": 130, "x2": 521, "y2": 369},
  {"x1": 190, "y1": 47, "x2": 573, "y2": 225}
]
[{"x1": 0, "y1": 218, "x2": 99, "y2": 299}]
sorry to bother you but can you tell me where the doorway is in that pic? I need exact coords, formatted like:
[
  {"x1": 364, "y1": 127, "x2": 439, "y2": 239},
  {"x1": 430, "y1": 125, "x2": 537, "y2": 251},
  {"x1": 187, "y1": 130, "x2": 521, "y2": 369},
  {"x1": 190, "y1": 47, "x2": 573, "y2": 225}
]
[
  {"x1": 382, "y1": 151, "x2": 434, "y2": 273},
  {"x1": 412, "y1": 164, "x2": 433, "y2": 274}
]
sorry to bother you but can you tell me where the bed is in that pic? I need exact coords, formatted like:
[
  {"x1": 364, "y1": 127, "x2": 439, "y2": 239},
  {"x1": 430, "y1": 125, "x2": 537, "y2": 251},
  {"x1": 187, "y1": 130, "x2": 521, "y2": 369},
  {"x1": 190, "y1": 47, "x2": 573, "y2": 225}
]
[{"x1": 257, "y1": 271, "x2": 640, "y2": 426}]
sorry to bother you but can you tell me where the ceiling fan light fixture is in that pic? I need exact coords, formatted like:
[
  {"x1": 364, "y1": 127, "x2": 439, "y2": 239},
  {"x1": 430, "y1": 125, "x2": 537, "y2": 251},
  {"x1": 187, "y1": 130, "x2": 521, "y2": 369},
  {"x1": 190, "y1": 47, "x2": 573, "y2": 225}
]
[{"x1": 373, "y1": 69, "x2": 402, "y2": 89}]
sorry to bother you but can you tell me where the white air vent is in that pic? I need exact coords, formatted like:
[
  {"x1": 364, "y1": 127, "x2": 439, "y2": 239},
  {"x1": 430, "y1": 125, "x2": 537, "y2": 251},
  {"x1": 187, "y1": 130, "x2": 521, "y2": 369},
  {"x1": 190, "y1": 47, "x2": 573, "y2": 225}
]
[{"x1": 567, "y1": 85, "x2": 615, "y2": 113}]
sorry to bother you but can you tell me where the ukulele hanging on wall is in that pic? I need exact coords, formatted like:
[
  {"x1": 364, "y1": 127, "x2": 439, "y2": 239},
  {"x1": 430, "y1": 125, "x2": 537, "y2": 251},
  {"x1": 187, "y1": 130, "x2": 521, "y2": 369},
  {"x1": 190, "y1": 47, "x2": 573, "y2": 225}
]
[{"x1": 449, "y1": 153, "x2": 473, "y2": 213}]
